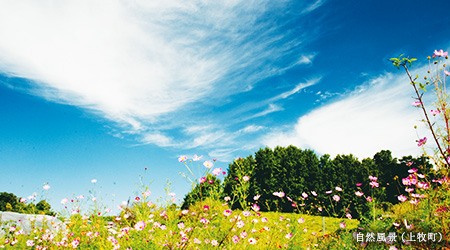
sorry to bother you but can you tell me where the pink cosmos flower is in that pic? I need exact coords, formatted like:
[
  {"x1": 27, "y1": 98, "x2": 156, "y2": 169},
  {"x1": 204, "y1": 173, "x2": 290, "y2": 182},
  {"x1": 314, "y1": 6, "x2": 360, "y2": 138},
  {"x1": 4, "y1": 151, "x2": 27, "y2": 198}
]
[
  {"x1": 411, "y1": 193, "x2": 425, "y2": 198},
  {"x1": 223, "y1": 209, "x2": 232, "y2": 217},
  {"x1": 434, "y1": 49, "x2": 448, "y2": 57},
  {"x1": 346, "y1": 213, "x2": 352, "y2": 219},
  {"x1": 340, "y1": 222, "x2": 346, "y2": 228},
  {"x1": 302, "y1": 192, "x2": 308, "y2": 198},
  {"x1": 408, "y1": 168, "x2": 418, "y2": 173},
  {"x1": 251, "y1": 204, "x2": 260, "y2": 212},
  {"x1": 143, "y1": 191, "x2": 151, "y2": 197},
  {"x1": 211, "y1": 240, "x2": 218, "y2": 246},
  {"x1": 212, "y1": 168, "x2": 222, "y2": 176},
  {"x1": 412, "y1": 101, "x2": 422, "y2": 107},
  {"x1": 406, "y1": 161, "x2": 413, "y2": 166},
  {"x1": 242, "y1": 175, "x2": 250, "y2": 181},
  {"x1": 366, "y1": 196, "x2": 373, "y2": 202},
  {"x1": 369, "y1": 181, "x2": 379, "y2": 188},
  {"x1": 311, "y1": 191, "x2": 317, "y2": 196},
  {"x1": 356, "y1": 183, "x2": 362, "y2": 187},
  {"x1": 169, "y1": 192, "x2": 176, "y2": 197},
  {"x1": 224, "y1": 196, "x2": 231, "y2": 201},
  {"x1": 285, "y1": 233, "x2": 293, "y2": 239},
  {"x1": 181, "y1": 209, "x2": 189, "y2": 215},
  {"x1": 325, "y1": 190, "x2": 333, "y2": 194},
  {"x1": 192, "y1": 154, "x2": 203, "y2": 161},
  {"x1": 248, "y1": 238, "x2": 257, "y2": 244},
  {"x1": 398, "y1": 195, "x2": 407, "y2": 202},
  {"x1": 410, "y1": 199, "x2": 419, "y2": 205},
  {"x1": 20, "y1": 198, "x2": 26, "y2": 203},
  {"x1": 232, "y1": 235, "x2": 240, "y2": 243},
  {"x1": 178, "y1": 156, "x2": 187, "y2": 162},
  {"x1": 335, "y1": 186, "x2": 343, "y2": 192},
  {"x1": 417, "y1": 182, "x2": 430, "y2": 189},
  {"x1": 417, "y1": 137, "x2": 427, "y2": 147},
  {"x1": 405, "y1": 187, "x2": 414, "y2": 193},
  {"x1": 431, "y1": 110, "x2": 441, "y2": 116},
  {"x1": 243, "y1": 211, "x2": 251, "y2": 217},
  {"x1": 333, "y1": 195, "x2": 340, "y2": 202},
  {"x1": 237, "y1": 221, "x2": 245, "y2": 228},
  {"x1": 369, "y1": 176, "x2": 378, "y2": 182},
  {"x1": 43, "y1": 184, "x2": 50, "y2": 190},
  {"x1": 26, "y1": 240, "x2": 34, "y2": 247},
  {"x1": 273, "y1": 191, "x2": 285, "y2": 198},
  {"x1": 200, "y1": 177, "x2": 206, "y2": 183},
  {"x1": 203, "y1": 160, "x2": 213, "y2": 168},
  {"x1": 298, "y1": 217, "x2": 305, "y2": 223},
  {"x1": 445, "y1": 70, "x2": 450, "y2": 76},
  {"x1": 253, "y1": 195, "x2": 261, "y2": 200},
  {"x1": 71, "y1": 239, "x2": 80, "y2": 248},
  {"x1": 61, "y1": 198, "x2": 69, "y2": 205},
  {"x1": 135, "y1": 221, "x2": 146, "y2": 231},
  {"x1": 203, "y1": 205, "x2": 209, "y2": 211}
]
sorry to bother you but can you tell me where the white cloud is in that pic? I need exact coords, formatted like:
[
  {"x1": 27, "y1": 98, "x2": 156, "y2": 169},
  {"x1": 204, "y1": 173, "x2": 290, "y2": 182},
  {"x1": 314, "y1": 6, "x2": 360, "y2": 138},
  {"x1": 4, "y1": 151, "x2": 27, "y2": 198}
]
[
  {"x1": 263, "y1": 71, "x2": 432, "y2": 159},
  {"x1": 0, "y1": 0, "x2": 321, "y2": 149}
]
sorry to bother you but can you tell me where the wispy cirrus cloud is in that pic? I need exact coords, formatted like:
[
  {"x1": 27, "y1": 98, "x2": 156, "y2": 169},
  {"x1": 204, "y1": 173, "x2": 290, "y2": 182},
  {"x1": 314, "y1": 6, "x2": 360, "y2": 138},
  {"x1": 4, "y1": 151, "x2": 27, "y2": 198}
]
[
  {"x1": 0, "y1": 0, "x2": 323, "y2": 149},
  {"x1": 262, "y1": 69, "x2": 431, "y2": 160}
]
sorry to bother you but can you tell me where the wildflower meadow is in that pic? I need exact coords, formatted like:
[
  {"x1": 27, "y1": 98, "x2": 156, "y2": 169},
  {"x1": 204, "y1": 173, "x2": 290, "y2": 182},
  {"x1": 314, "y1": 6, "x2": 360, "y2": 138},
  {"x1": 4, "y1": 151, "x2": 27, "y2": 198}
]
[{"x1": 1, "y1": 50, "x2": 450, "y2": 249}]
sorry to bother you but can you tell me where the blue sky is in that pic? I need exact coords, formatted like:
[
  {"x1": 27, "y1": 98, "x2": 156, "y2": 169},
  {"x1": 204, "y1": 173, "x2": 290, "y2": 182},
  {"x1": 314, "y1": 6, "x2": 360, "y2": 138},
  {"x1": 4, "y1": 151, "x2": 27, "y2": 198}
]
[{"x1": 1, "y1": 0, "x2": 450, "y2": 214}]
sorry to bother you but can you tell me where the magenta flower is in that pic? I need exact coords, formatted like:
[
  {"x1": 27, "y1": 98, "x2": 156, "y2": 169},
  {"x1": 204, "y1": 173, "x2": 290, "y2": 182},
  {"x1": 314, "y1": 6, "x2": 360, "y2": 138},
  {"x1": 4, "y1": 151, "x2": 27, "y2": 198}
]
[
  {"x1": 356, "y1": 183, "x2": 362, "y2": 186},
  {"x1": 434, "y1": 49, "x2": 448, "y2": 57},
  {"x1": 366, "y1": 196, "x2": 373, "y2": 202},
  {"x1": 369, "y1": 175, "x2": 378, "y2": 182},
  {"x1": 200, "y1": 177, "x2": 206, "y2": 183},
  {"x1": 412, "y1": 101, "x2": 422, "y2": 107},
  {"x1": 431, "y1": 109, "x2": 441, "y2": 115},
  {"x1": 406, "y1": 161, "x2": 413, "y2": 166},
  {"x1": 417, "y1": 137, "x2": 427, "y2": 146},
  {"x1": 203, "y1": 205, "x2": 209, "y2": 211},
  {"x1": 346, "y1": 213, "x2": 352, "y2": 219},
  {"x1": 398, "y1": 195, "x2": 407, "y2": 202},
  {"x1": 340, "y1": 222, "x2": 346, "y2": 228},
  {"x1": 178, "y1": 156, "x2": 187, "y2": 162}
]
